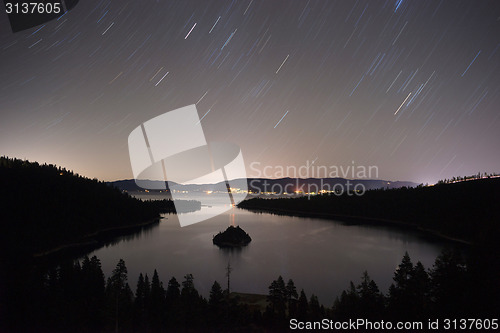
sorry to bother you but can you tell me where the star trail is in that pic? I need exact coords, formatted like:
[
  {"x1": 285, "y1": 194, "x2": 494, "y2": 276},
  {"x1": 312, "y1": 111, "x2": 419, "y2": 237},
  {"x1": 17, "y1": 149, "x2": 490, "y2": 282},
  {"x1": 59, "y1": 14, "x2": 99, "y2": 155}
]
[{"x1": 0, "y1": 0, "x2": 499, "y2": 184}]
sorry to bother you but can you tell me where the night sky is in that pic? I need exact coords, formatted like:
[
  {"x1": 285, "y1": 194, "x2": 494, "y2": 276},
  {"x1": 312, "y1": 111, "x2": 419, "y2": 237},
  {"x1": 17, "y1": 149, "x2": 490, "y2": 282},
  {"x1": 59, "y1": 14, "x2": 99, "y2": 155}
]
[{"x1": 1, "y1": 0, "x2": 499, "y2": 184}]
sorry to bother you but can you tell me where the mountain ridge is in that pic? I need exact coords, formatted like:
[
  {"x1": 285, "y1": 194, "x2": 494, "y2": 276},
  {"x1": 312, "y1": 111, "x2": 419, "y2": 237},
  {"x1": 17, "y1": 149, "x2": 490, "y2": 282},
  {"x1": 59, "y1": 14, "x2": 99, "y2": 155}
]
[{"x1": 108, "y1": 177, "x2": 419, "y2": 193}]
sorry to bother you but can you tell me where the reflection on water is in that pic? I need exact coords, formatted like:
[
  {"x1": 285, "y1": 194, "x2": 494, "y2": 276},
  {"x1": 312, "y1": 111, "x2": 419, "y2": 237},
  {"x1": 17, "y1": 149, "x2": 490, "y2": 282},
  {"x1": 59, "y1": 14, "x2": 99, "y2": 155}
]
[{"x1": 89, "y1": 194, "x2": 460, "y2": 305}]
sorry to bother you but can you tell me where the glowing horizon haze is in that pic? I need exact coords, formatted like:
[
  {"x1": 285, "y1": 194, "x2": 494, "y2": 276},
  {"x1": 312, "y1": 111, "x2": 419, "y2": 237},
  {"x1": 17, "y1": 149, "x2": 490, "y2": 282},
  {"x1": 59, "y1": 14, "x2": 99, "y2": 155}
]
[{"x1": 1, "y1": 0, "x2": 499, "y2": 185}]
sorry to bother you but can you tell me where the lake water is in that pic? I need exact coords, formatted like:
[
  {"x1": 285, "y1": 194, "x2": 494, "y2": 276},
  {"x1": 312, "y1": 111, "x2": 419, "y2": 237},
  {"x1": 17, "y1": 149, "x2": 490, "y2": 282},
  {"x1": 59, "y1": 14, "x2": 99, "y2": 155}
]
[{"x1": 89, "y1": 193, "x2": 460, "y2": 305}]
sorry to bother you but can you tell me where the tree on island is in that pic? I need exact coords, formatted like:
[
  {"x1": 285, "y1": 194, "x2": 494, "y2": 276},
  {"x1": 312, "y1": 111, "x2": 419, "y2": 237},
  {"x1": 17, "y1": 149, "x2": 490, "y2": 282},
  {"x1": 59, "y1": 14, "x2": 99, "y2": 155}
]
[{"x1": 213, "y1": 225, "x2": 252, "y2": 247}]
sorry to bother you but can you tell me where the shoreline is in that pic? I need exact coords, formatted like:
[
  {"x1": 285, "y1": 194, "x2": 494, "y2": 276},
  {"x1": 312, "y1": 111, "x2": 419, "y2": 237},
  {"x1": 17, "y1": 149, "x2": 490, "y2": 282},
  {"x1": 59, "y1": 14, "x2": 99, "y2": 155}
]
[
  {"x1": 238, "y1": 205, "x2": 471, "y2": 245},
  {"x1": 31, "y1": 201, "x2": 472, "y2": 260},
  {"x1": 32, "y1": 216, "x2": 165, "y2": 259}
]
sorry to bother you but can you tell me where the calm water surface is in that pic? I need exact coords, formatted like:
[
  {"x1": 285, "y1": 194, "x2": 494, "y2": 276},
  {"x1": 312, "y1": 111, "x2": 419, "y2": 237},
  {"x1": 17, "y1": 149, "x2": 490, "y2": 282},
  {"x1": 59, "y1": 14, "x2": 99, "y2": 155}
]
[{"x1": 89, "y1": 194, "x2": 459, "y2": 305}]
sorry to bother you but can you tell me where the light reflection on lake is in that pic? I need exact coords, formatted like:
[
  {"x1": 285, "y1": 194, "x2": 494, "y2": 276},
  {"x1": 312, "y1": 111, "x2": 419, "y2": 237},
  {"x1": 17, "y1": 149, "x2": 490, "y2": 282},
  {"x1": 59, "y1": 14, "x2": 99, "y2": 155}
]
[{"x1": 90, "y1": 193, "x2": 459, "y2": 305}]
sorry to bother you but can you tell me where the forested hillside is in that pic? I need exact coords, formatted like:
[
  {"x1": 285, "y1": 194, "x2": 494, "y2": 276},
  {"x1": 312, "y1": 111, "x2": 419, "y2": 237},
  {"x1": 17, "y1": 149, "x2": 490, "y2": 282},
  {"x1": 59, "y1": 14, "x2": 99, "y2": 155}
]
[
  {"x1": 0, "y1": 156, "x2": 174, "y2": 257},
  {"x1": 239, "y1": 178, "x2": 500, "y2": 243}
]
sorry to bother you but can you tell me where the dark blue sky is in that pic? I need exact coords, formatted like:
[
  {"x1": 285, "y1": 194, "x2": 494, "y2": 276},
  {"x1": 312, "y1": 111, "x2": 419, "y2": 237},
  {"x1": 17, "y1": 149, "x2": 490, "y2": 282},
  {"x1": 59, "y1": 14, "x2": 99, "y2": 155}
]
[{"x1": 1, "y1": 0, "x2": 499, "y2": 184}]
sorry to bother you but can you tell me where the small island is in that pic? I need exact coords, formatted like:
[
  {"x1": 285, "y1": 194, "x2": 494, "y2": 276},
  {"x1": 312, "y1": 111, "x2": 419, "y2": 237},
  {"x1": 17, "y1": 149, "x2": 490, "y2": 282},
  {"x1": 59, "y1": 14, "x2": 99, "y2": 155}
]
[{"x1": 213, "y1": 226, "x2": 252, "y2": 248}]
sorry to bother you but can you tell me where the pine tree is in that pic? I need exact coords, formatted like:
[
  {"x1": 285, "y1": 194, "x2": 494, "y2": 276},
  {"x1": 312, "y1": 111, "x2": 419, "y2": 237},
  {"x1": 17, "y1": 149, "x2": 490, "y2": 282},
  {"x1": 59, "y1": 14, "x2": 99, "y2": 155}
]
[
  {"x1": 386, "y1": 253, "x2": 433, "y2": 320},
  {"x1": 209, "y1": 281, "x2": 224, "y2": 308},
  {"x1": 409, "y1": 261, "x2": 430, "y2": 319},
  {"x1": 180, "y1": 274, "x2": 203, "y2": 327},
  {"x1": 309, "y1": 294, "x2": 321, "y2": 320},
  {"x1": 429, "y1": 250, "x2": 466, "y2": 317},
  {"x1": 357, "y1": 271, "x2": 384, "y2": 319},
  {"x1": 80, "y1": 256, "x2": 105, "y2": 330},
  {"x1": 208, "y1": 281, "x2": 225, "y2": 326},
  {"x1": 332, "y1": 281, "x2": 359, "y2": 320},
  {"x1": 105, "y1": 259, "x2": 133, "y2": 332},
  {"x1": 297, "y1": 289, "x2": 309, "y2": 320},
  {"x1": 149, "y1": 270, "x2": 166, "y2": 329},
  {"x1": 166, "y1": 277, "x2": 180, "y2": 303},
  {"x1": 134, "y1": 273, "x2": 149, "y2": 329},
  {"x1": 286, "y1": 279, "x2": 298, "y2": 317},
  {"x1": 267, "y1": 276, "x2": 287, "y2": 319},
  {"x1": 165, "y1": 277, "x2": 180, "y2": 327},
  {"x1": 393, "y1": 252, "x2": 414, "y2": 289}
]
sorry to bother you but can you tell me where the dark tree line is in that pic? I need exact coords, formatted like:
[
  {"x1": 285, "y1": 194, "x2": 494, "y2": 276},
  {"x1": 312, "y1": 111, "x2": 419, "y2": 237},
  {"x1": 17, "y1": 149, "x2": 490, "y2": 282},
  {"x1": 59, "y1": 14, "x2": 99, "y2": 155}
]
[
  {"x1": 237, "y1": 174, "x2": 500, "y2": 327},
  {"x1": 10, "y1": 256, "x2": 259, "y2": 332},
  {"x1": 436, "y1": 172, "x2": 499, "y2": 185},
  {"x1": 5, "y1": 248, "x2": 495, "y2": 332},
  {"x1": 263, "y1": 250, "x2": 499, "y2": 331},
  {"x1": 1, "y1": 157, "x2": 498, "y2": 331},
  {"x1": 0, "y1": 156, "x2": 177, "y2": 258},
  {"x1": 0, "y1": 157, "x2": 201, "y2": 331},
  {"x1": 332, "y1": 251, "x2": 471, "y2": 322},
  {"x1": 238, "y1": 177, "x2": 500, "y2": 244}
]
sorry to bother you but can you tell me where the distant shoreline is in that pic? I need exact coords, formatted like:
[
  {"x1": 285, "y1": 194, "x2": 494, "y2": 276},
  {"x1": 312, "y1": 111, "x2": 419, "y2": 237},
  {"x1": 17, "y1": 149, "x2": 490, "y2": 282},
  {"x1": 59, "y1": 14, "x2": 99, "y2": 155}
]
[
  {"x1": 32, "y1": 217, "x2": 164, "y2": 259},
  {"x1": 238, "y1": 205, "x2": 471, "y2": 245}
]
